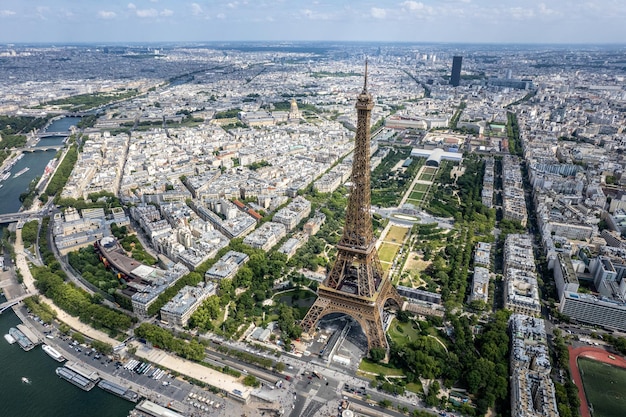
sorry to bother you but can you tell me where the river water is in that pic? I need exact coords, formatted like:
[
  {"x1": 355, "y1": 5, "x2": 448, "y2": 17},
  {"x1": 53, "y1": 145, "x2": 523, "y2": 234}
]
[
  {"x1": 0, "y1": 117, "x2": 135, "y2": 416},
  {"x1": 0, "y1": 117, "x2": 80, "y2": 215},
  {"x1": 0, "y1": 308, "x2": 135, "y2": 417}
]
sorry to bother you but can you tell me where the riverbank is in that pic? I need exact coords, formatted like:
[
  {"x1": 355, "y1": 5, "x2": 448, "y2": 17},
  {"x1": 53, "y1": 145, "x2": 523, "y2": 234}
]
[{"x1": 11, "y1": 228, "x2": 248, "y2": 416}]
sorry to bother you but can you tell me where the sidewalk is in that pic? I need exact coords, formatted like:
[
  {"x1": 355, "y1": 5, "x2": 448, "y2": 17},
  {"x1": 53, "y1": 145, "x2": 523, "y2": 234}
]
[{"x1": 14, "y1": 228, "x2": 120, "y2": 346}]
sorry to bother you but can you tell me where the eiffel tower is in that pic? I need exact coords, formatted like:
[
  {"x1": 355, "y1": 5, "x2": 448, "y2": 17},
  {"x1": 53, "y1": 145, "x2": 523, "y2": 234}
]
[{"x1": 301, "y1": 62, "x2": 403, "y2": 354}]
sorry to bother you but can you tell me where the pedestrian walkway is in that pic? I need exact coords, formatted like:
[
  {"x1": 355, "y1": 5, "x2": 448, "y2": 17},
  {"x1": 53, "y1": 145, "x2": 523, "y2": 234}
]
[{"x1": 13, "y1": 228, "x2": 120, "y2": 346}]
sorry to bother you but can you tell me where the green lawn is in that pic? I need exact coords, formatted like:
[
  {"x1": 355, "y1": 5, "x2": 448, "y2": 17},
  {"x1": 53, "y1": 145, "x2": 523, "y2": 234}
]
[
  {"x1": 410, "y1": 191, "x2": 425, "y2": 201},
  {"x1": 418, "y1": 173, "x2": 435, "y2": 181},
  {"x1": 378, "y1": 243, "x2": 400, "y2": 263},
  {"x1": 579, "y1": 358, "x2": 626, "y2": 417},
  {"x1": 412, "y1": 183, "x2": 430, "y2": 192},
  {"x1": 359, "y1": 359, "x2": 405, "y2": 377},
  {"x1": 388, "y1": 319, "x2": 421, "y2": 346},
  {"x1": 406, "y1": 381, "x2": 424, "y2": 394},
  {"x1": 384, "y1": 225, "x2": 409, "y2": 243}
]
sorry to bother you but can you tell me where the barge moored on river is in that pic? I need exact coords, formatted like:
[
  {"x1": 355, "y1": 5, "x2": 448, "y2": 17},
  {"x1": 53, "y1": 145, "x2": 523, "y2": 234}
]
[
  {"x1": 55, "y1": 366, "x2": 97, "y2": 391},
  {"x1": 98, "y1": 379, "x2": 140, "y2": 403}
]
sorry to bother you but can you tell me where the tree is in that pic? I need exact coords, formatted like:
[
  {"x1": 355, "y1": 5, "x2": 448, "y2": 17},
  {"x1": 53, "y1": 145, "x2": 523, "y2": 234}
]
[
  {"x1": 369, "y1": 347, "x2": 386, "y2": 362},
  {"x1": 275, "y1": 362, "x2": 286, "y2": 373},
  {"x1": 72, "y1": 332, "x2": 85, "y2": 344},
  {"x1": 378, "y1": 399, "x2": 392, "y2": 408},
  {"x1": 21, "y1": 220, "x2": 39, "y2": 247},
  {"x1": 396, "y1": 310, "x2": 411, "y2": 323},
  {"x1": 243, "y1": 375, "x2": 260, "y2": 387}
]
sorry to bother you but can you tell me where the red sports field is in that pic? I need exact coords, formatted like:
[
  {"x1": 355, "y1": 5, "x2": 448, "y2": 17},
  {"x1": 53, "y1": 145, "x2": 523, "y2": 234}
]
[{"x1": 568, "y1": 346, "x2": 626, "y2": 417}]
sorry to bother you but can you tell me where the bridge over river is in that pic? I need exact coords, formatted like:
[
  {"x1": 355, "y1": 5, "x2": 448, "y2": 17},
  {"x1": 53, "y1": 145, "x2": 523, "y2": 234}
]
[
  {"x1": 0, "y1": 293, "x2": 32, "y2": 314},
  {"x1": 0, "y1": 211, "x2": 36, "y2": 225}
]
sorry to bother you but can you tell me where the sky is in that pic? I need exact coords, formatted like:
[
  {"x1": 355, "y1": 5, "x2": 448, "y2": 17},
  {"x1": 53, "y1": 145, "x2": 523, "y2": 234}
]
[{"x1": 0, "y1": 0, "x2": 625, "y2": 44}]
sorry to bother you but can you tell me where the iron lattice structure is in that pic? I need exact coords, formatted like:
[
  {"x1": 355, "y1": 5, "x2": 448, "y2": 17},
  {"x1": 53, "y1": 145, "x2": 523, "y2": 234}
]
[{"x1": 301, "y1": 63, "x2": 403, "y2": 353}]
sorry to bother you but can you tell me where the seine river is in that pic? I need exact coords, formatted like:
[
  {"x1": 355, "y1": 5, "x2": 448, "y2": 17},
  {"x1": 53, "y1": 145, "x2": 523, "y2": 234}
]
[
  {"x1": 0, "y1": 117, "x2": 135, "y2": 417},
  {"x1": 0, "y1": 117, "x2": 79, "y2": 215}
]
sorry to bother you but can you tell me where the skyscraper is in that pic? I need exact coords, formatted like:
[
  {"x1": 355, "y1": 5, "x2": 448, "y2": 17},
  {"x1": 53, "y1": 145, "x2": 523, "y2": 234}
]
[{"x1": 450, "y1": 55, "x2": 463, "y2": 87}]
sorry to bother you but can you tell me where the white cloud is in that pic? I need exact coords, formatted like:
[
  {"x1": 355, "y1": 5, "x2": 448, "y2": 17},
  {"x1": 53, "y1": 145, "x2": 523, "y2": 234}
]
[
  {"x1": 509, "y1": 7, "x2": 535, "y2": 20},
  {"x1": 538, "y1": 3, "x2": 560, "y2": 17},
  {"x1": 228, "y1": 2, "x2": 239, "y2": 9},
  {"x1": 128, "y1": 3, "x2": 136, "y2": 10},
  {"x1": 36, "y1": 6, "x2": 49, "y2": 20},
  {"x1": 0, "y1": 10, "x2": 16, "y2": 17},
  {"x1": 160, "y1": 9, "x2": 174, "y2": 17},
  {"x1": 371, "y1": 7, "x2": 387, "y2": 19},
  {"x1": 217, "y1": 13, "x2": 226, "y2": 19},
  {"x1": 299, "y1": 8, "x2": 336, "y2": 21},
  {"x1": 191, "y1": 3, "x2": 203, "y2": 16},
  {"x1": 98, "y1": 10, "x2": 117, "y2": 19},
  {"x1": 402, "y1": 1, "x2": 425, "y2": 11},
  {"x1": 136, "y1": 8, "x2": 158, "y2": 18}
]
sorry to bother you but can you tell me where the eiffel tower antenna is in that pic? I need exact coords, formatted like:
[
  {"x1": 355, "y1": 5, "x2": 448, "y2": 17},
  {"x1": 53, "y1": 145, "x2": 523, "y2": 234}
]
[
  {"x1": 301, "y1": 62, "x2": 403, "y2": 356},
  {"x1": 363, "y1": 58, "x2": 368, "y2": 93}
]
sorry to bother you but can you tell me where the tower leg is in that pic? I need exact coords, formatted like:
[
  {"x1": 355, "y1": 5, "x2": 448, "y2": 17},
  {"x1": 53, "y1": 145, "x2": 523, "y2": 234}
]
[{"x1": 300, "y1": 297, "x2": 329, "y2": 336}]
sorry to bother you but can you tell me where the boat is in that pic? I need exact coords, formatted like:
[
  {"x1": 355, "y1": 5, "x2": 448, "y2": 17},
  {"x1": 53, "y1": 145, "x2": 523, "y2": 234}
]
[
  {"x1": 13, "y1": 167, "x2": 30, "y2": 178},
  {"x1": 42, "y1": 344, "x2": 66, "y2": 362},
  {"x1": 21, "y1": 377, "x2": 31, "y2": 384},
  {"x1": 4, "y1": 333, "x2": 16, "y2": 344},
  {"x1": 55, "y1": 366, "x2": 97, "y2": 391},
  {"x1": 17, "y1": 154, "x2": 24, "y2": 161},
  {"x1": 8, "y1": 327, "x2": 34, "y2": 351},
  {"x1": 1, "y1": 172, "x2": 10, "y2": 181},
  {"x1": 97, "y1": 379, "x2": 140, "y2": 403}
]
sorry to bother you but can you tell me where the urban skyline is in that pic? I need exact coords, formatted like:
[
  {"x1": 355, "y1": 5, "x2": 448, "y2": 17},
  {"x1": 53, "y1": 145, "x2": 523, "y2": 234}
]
[{"x1": 1, "y1": 0, "x2": 626, "y2": 44}]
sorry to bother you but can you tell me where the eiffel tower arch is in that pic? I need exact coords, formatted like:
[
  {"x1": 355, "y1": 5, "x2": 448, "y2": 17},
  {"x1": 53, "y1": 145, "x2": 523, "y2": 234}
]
[{"x1": 301, "y1": 62, "x2": 404, "y2": 355}]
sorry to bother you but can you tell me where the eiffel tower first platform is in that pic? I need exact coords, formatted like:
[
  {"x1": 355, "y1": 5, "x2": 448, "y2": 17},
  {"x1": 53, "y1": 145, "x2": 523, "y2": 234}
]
[{"x1": 301, "y1": 63, "x2": 403, "y2": 354}]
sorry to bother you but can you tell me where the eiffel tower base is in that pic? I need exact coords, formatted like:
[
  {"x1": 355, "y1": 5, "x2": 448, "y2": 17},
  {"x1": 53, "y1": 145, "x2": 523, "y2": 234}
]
[{"x1": 301, "y1": 281, "x2": 403, "y2": 359}]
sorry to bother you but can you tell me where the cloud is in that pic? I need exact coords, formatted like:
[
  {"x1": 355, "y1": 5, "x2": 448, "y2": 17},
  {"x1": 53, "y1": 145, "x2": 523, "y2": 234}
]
[
  {"x1": 128, "y1": 3, "x2": 136, "y2": 10},
  {"x1": 160, "y1": 9, "x2": 174, "y2": 17},
  {"x1": 509, "y1": 6, "x2": 535, "y2": 20},
  {"x1": 216, "y1": 13, "x2": 226, "y2": 19},
  {"x1": 402, "y1": 1, "x2": 425, "y2": 11},
  {"x1": 228, "y1": 2, "x2": 239, "y2": 9},
  {"x1": 36, "y1": 6, "x2": 49, "y2": 20},
  {"x1": 98, "y1": 10, "x2": 117, "y2": 19},
  {"x1": 136, "y1": 8, "x2": 158, "y2": 18},
  {"x1": 0, "y1": 10, "x2": 16, "y2": 17},
  {"x1": 371, "y1": 7, "x2": 387, "y2": 19},
  {"x1": 300, "y1": 8, "x2": 335, "y2": 20},
  {"x1": 538, "y1": 3, "x2": 560, "y2": 17},
  {"x1": 191, "y1": 3, "x2": 203, "y2": 16}
]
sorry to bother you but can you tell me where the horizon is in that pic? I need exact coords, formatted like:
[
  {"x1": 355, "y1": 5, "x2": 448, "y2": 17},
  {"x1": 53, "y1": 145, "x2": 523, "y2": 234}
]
[
  {"x1": 0, "y1": 1, "x2": 625, "y2": 45},
  {"x1": 4, "y1": 40, "x2": 626, "y2": 47}
]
